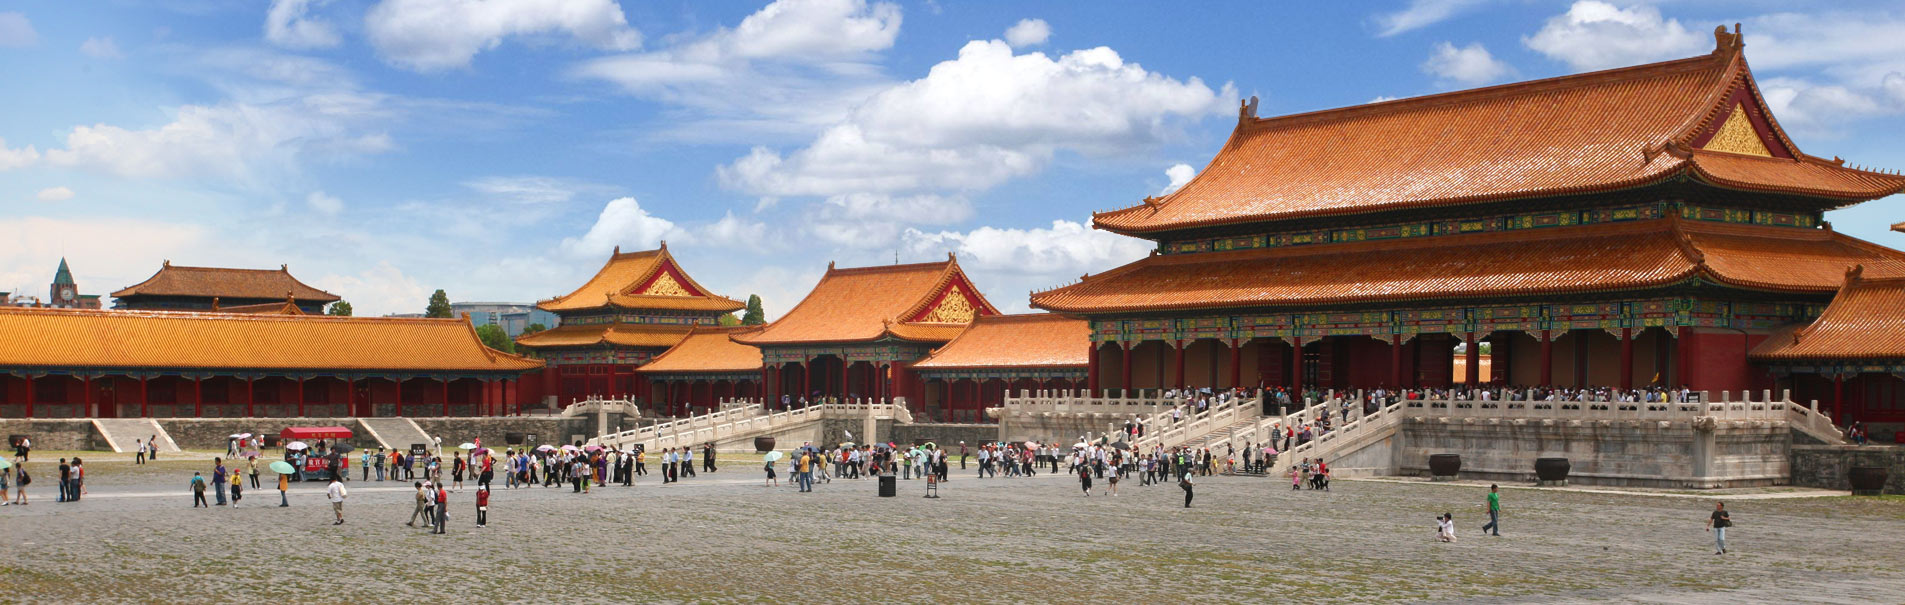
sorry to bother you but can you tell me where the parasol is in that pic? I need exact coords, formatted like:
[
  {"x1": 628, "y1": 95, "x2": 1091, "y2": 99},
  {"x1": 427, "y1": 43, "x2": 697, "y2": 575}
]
[
  {"x1": 285, "y1": 441, "x2": 309, "y2": 451},
  {"x1": 1109, "y1": 441, "x2": 1132, "y2": 451},
  {"x1": 584, "y1": 445, "x2": 603, "y2": 452},
  {"x1": 0, "y1": 459, "x2": 11, "y2": 470},
  {"x1": 763, "y1": 451, "x2": 785, "y2": 462},
  {"x1": 459, "y1": 443, "x2": 477, "y2": 450},
  {"x1": 536, "y1": 444, "x2": 558, "y2": 452},
  {"x1": 269, "y1": 461, "x2": 296, "y2": 474},
  {"x1": 838, "y1": 442, "x2": 856, "y2": 448},
  {"x1": 333, "y1": 443, "x2": 355, "y2": 454}
]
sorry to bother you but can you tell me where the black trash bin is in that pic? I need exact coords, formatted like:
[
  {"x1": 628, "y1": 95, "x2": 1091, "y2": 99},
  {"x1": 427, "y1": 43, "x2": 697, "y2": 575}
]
[{"x1": 878, "y1": 475, "x2": 897, "y2": 497}]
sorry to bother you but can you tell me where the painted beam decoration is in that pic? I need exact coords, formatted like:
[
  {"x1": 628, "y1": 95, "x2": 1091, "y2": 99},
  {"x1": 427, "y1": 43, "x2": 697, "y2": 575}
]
[{"x1": 760, "y1": 342, "x2": 937, "y2": 365}]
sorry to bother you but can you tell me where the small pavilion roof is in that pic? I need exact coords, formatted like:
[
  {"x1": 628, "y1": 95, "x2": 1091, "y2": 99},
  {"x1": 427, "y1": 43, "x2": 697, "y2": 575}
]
[
  {"x1": 0, "y1": 307, "x2": 540, "y2": 373},
  {"x1": 536, "y1": 244, "x2": 744, "y2": 314},
  {"x1": 1094, "y1": 30, "x2": 1905, "y2": 236},
  {"x1": 1751, "y1": 268, "x2": 1905, "y2": 361},
  {"x1": 112, "y1": 261, "x2": 340, "y2": 303},
  {"x1": 1032, "y1": 217, "x2": 1905, "y2": 314},
  {"x1": 639, "y1": 326, "x2": 764, "y2": 374},
  {"x1": 913, "y1": 314, "x2": 1090, "y2": 371},
  {"x1": 733, "y1": 256, "x2": 1001, "y2": 347},
  {"x1": 514, "y1": 322, "x2": 694, "y2": 350}
]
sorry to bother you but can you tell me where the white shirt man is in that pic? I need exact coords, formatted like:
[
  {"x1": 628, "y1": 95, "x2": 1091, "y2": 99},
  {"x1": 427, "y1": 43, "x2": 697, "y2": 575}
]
[{"x1": 326, "y1": 478, "x2": 348, "y2": 525}]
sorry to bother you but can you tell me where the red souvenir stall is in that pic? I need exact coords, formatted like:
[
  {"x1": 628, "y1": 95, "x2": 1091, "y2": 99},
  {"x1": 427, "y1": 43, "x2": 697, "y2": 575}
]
[{"x1": 280, "y1": 426, "x2": 354, "y2": 480}]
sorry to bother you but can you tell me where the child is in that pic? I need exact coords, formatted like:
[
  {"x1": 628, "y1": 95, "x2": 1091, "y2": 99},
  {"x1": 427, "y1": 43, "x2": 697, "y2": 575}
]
[
  {"x1": 1437, "y1": 514, "x2": 1457, "y2": 542},
  {"x1": 229, "y1": 463, "x2": 243, "y2": 507},
  {"x1": 475, "y1": 486, "x2": 489, "y2": 528},
  {"x1": 277, "y1": 469, "x2": 290, "y2": 507},
  {"x1": 191, "y1": 472, "x2": 208, "y2": 508}
]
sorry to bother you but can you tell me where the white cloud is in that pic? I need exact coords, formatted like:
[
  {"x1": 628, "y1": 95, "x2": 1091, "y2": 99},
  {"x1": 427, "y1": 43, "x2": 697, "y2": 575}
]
[
  {"x1": 0, "y1": 216, "x2": 210, "y2": 300},
  {"x1": 559, "y1": 197, "x2": 685, "y2": 258},
  {"x1": 1161, "y1": 163, "x2": 1195, "y2": 194},
  {"x1": 1422, "y1": 41, "x2": 1515, "y2": 85},
  {"x1": 306, "y1": 190, "x2": 343, "y2": 214},
  {"x1": 1375, "y1": 0, "x2": 1489, "y2": 37},
  {"x1": 0, "y1": 137, "x2": 38, "y2": 171},
  {"x1": 311, "y1": 261, "x2": 429, "y2": 317},
  {"x1": 463, "y1": 175, "x2": 611, "y2": 205},
  {"x1": 0, "y1": 12, "x2": 37, "y2": 47},
  {"x1": 80, "y1": 36, "x2": 122, "y2": 59},
  {"x1": 365, "y1": 0, "x2": 641, "y2": 71},
  {"x1": 719, "y1": 40, "x2": 1232, "y2": 197},
  {"x1": 1369, "y1": 95, "x2": 1400, "y2": 103},
  {"x1": 36, "y1": 186, "x2": 74, "y2": 202},
  {"x1": 265, "y1": 0, "x2": 342, "y2": 49},
  {"x1": 1523, "y1": 1, "x2": 1705, "y2": 71},
  {"x1": 696, "y1": 211, "x2": 775, "y2": 251},
  {"x1": 1004, "y1": 18, "x2": 1051, "y2": 47},
  {"x1": 570, "y1": 0, "x2": 901, "y2": 141},
  {"x1": 42, "y1": 101, "x2": 394, "y2": 183},
  {"x1": 900, "y1": 219, "x2": 1152, "y2": 312},
  {"x1": 806, "y1": 193, "x2": 970, "y2": 247}
]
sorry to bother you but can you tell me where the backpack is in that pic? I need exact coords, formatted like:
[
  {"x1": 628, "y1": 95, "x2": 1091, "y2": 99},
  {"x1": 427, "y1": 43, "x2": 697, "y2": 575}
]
[{"x1": 19, "y1": 469, "x2": 29, "y2": 485}]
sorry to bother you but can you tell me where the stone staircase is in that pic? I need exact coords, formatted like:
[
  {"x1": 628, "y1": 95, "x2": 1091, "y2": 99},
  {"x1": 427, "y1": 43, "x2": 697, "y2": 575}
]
[
  {"x1": 1178, "y1": 417, "x2": 1267, "y2": 452},
  {"x1": 358, "y1": 417, "x2": 434, "y2": 452},
  {"x1": 589, "y1": 399, "x2": 913, "y2": 453},
  {"x1": 92, "y1": 418, "x2": 181, "y2": 453}
]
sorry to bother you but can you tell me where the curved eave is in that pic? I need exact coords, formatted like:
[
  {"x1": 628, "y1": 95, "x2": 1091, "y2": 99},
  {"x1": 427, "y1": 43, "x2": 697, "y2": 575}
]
[{"x1": 1031, "y1": 273, "x2": 1704, "y2": 315}]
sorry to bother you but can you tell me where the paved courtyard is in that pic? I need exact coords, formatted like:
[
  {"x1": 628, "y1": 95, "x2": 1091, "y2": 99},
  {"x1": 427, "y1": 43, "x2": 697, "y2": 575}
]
[{"x1": 3, "y1": 452, "x2": 1902, "y2": 603}]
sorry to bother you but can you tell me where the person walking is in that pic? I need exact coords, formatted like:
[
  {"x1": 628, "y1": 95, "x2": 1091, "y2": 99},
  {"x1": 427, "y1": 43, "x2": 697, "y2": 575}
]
[
  {"x1": 1180, "y1": 471, "x2": 1194, "y2": 508},
  {"x1": 1706, "y1": 502, "x2": 1731, "y2": 555},
  {"x1": 190, "y1": 471, "x2": 208, "y2": 508},
  {"x1": 703, "y1": 443, "x2": 717, "y2": 473},
  {"x1": 1078, "y1": 463, "x2": 1092, "y2": 497},
  {"x1": 229, "y1": 463, "x2": 244, "y2": 508},
  {"x1": 407, "y1": 482, "x2": 429, "y2": 527},
  {"x1": 135, "y1": 439, "x2": 145, "y2": 465},
  {"x1": 432, "y1": 483, "x2": 449, "y2": 534},
  {"x1": 475, "y1": 486, "x2": 489, "y2": 528},
  {"x1": 1481, "y1": 484, "x2": 1502, "y2": 536},
  {"x1": 795, "y1": 451, "x2": 813, "y2": 493},
  {"x1": 212, "y1": 458, "x2": 228, "y2": 506},
  {"x1": 764, "y1": 455, "x2": 778, "y2": 487},
  {"x1": 326, "y1": 475, "x2": 347, "y2": 525},
  {"x1": 277, "y1": 470, "x2": 290, "y2": 507},
  {"x1": 56, "y1": 458, "x2": 71, "y2": 502},
  {"x1": 10, "y1": 462, "x2": 26, "y2": 505}
]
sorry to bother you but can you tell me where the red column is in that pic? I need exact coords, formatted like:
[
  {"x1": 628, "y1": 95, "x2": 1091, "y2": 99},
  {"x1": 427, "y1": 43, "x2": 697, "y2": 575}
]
[
  {"x1": 1675, "y1": 326, "x2": 1692, "y2": 389},
  {"x1": 1832, "y1": 374, "x2": 1845, "y2": 422},
  {"x1": 840, "y1": 359, "x2": 850, "y2": 401},
  {"x1": 296, "y1": 378, "x2": 307, "y2": 417},
  {"x1": 1390, "y1": 335, "x2": 1404, "y2": 388},
  {"x1": 193, "y1": 376, "x2": 204, "y2": 418},
  {"x1": 801, "y1": 360, "x2": 811, "y2": 401},
  {"x1": 1619, "y1": 328, "x2": 1634, "y2": 390},
  {"x1": 441, "y1": 379, "x2": 450, "y2": 417},
  {"x1": 1538, "y1": 330, "x2": 1554, "y2": 386},
  {"x1": 877, "y1": 363, "x2": 888, "y2": 402},
  {"x1": 139, "y1": 377, "x2": 149, "y2": 418},
  {"x1": 1087, "y1": 343, "x2": 1100, "y2": 396},
  {"x1": 245, "y1": 377, "x2": 256, "y2": 417},
  {"x1": 1120, "y1": 342, "x2": 1133, "y2": 393},
  {"x1": 23, "y1": 375, "x2": 34, "y2": 418},
  {"x1": 1228, "y1": 339, "x2": 1242, "y2": 389},
  {"x1": 1171, "y1": 341, "x2": 1186, "y2": 389},
  {"x1": 1290, "y1": 337, "x2": 1304, "y2": 394},
  {"x1": 762, "y1": 365, "x2": 773, "y2": 406},
  {"x1": 1463, "y1": 332, "x2": 1480, "y2": 386}
]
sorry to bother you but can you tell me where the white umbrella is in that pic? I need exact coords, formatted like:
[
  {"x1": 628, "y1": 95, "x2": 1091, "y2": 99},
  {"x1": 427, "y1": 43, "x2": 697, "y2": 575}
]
[
  {"x1": 459, "y1": 442, "x2": 477, "y2": 450},
  {"x1": 285, "y1": 441, "x2": 309, "y2": 451},
  {"x1": 236, "y1": 433, "x2": 253, "y2": 439},
  {"x1": 536, "y1": 444, "x2": 557, "y2": 452}
]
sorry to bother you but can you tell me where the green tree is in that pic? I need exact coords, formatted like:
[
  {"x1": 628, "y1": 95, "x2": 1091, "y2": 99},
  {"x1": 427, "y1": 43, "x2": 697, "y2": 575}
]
[
  {"x1": 741, "y1": 294, "x2": 766, "y2": 325},
  {"x1": 716, "y1": 313, "x2": 740, "y2": 326},
  {"x1": 474, "y1": 323, "x2": 515, "y2": 354},
  {"x1": 523, "y1": 322, "x2": 547, "y2": 335},
  {"x1": 425, "y1": 289, "x2": 453, "y2": 318},
  {"x1": 326, "y1": 301, "x2": 353, "y2": 316}
]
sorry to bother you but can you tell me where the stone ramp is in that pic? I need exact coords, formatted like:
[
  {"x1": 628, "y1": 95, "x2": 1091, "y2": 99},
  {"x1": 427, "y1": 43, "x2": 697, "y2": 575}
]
[
  {"x1": 92, "y1": 418, "x2": 181, "y2": 453},
  {"x1": 358, "y1": 417, "x2": 435, "y2": 452},
  {"x1": 1183, "y1": 417, "x2": 1266, "y2": 452}
]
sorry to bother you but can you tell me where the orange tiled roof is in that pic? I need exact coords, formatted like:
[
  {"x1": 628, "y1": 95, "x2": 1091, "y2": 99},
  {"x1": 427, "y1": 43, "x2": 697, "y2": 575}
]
[
  {"x1": 215, "y1": 299, "x2": 308, "y2": 315},
  {"x1": 914, "y1": 314, "x2": 1090, "y2": 370},
  {"x1": 733, "y1": 257, "x2": 1001, "y2": 346},
  {"x1": 0, "y1": 307, "x2": 540, "y2": 372},
  {"x1": 638, "y1": 326, "x2": 764, "y2": 374},
  {"x1": 514, "y1": 322, "x2": 693, "y2": 350},
  {"x1": 1893, "y1": 221, "x2": 1904, "y2": 234},
  {"x1": 1031, "y1": 218, "x2": 1905, "y2": 314},
  {"x1": 536, "y1": 244, "x2": 745, "y2": 314},
  {"x1": 1751, "y1": 270, "x2": 1905, "y2": 361},
  {"x1": 1094, "y1": 43, "x2": 1905, "y2": 236},
  {"x1": 112, "y1": 262, "x2": 340, "y2": 302}
]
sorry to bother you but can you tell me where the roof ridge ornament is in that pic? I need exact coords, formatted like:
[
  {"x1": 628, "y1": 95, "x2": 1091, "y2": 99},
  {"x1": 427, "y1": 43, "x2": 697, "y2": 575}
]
[
  {"x1": 1846, "y1": 263, "x2": 1865, "y2": 284},
  {"x1": 1239, "y1": 95, "x2": 1259, "y2": 121},
  {"x1": 1712, "y1": 23, "x2": 1743, "y2": 55}
]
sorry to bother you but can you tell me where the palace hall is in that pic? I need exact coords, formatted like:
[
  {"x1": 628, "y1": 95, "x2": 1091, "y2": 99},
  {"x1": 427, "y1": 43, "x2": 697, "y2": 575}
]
[{"x1": 1031, "y1": 29, "x2": 1905, "y2": 426}]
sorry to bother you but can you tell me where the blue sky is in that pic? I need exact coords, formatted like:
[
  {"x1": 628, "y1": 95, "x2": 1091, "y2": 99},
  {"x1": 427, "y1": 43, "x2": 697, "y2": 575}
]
[{"x1": 3, "y1": 0, "x2": 1903, "y2": 317}]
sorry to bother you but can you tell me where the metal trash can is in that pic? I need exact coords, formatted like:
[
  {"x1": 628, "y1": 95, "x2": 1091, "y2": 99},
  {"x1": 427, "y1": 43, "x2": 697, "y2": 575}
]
[{"x1": 878, "y1": 475, "x2": 897, "y2": 497}]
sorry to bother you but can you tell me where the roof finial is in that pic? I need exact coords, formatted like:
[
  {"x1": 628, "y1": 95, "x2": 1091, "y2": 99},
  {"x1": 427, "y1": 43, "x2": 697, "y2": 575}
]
[
  {"x1": 280, "y1": 264, "x2": 288, "y2": 271},
  {"x1": 163, "y1": 259, "x2": 171, "y2": 267},
  {"x1": 211, "y1": 296, "x2": 220, "y2": 311},
  {"x1": 659, "y1": 240, "x2": 667, "y2": 250},
  {"x1": 1239, "y1": 95, "x2": 1259, "y2": 121},
  {"x1": 1712, "y1": 23, "x2": 1743, "y2": 54},
  {"x1": 1846, "y1": 263, "x2": 1865, "y2": 283},
  {"x1": 613, "y1": 245, "x2": 620, "y2": 255}
]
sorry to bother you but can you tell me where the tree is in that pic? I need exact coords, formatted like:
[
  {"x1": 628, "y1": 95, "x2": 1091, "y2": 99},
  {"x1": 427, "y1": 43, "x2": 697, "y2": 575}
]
[
  {"x1": 425, "y1": 289, "x2": 453, "y2": 318},
  {"x1": 716, "y1": 313, "x2": 740, "y2": 326},
  {"x1": 326, "y1": 301, "x2": 353, "y2": 316},
  {"x1": 474, "y1": 323, "x2": 515, "y2": 354},
  {"x1": 742, "y1": 294, "x2": 766, "y2": 325},
  {"x1": 523, "y1": 322, "x2": 547, "y2": 336}
]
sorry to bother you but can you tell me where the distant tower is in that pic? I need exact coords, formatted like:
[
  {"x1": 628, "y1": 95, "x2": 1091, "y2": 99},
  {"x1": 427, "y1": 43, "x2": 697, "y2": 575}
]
[{"x1": 50, "y1": 258, "x2": 79, "y2": 308}]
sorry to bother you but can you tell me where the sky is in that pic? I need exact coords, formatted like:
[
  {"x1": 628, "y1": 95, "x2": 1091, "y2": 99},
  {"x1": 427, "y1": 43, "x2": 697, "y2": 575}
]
[{"x1": 3, "y1": 0, "x2": 1903, "y2": 318}]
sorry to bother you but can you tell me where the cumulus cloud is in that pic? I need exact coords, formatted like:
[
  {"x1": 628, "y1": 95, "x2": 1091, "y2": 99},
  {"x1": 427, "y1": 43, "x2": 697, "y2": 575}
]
[
  {"x1": 0, "y1": 216, "x2": 211, "y2": 300},
  {"x1": 1161, "y1": 163, "x2": 1195, "y2": 194},
  {"x1": 0, "y1": 12, "x2": 36, "y2": 47},
  {"x1": 265, "y1": 0, "x2": 342, "y2": 49},
  {"x1": 570, "y1": 0, "x2": 901, "y2": 140},
  {"x1": 80, "y1": 36, "x2": 123, "y2": 59},
  {"x1": 1422, "y1": 41, "x2": 1515, "y2": 85},
  {"x1": 365, "y1": 0, "x2": 641, "y2": 71},
  {"x1": 42, "y1": 102, "x2": 394, "y2": 183},
  {"x1": 559, "y1": 197, "x2": 685, "y2": 258},
  {"x1": 696, "y1": 211, "x2": 776, "y2": 251},
  {"x1": 306, "y1": 190, "x2": 343, "y2": 214},
  {"x1": 1004, "y1": 18, "x2": 1050, "y2": 47},
  {"x1": 719, "y1": 40, "x2": 1232, "y2": 197},
  {"x1": 0, "y1": 137, "x2": 38, "y2": 171},
  {"x1": 806, "y1": 193, "x2": 971, "y2": 247},
  {"x1": 1523, "y1": 1, "x2": 1704, "y2": 71},
  {"x1": 36, "y1": 186, "x2": 74, "y2": 202},
  {"x1": 900, "y1": 219, "x2": 1152, "y2": 311},
  {"x1": 1374, "y1": 0, "x2": 1490, "y2": 37},
  {"x1": 311, "y1": 261, "x2": 429, "y2": 317}
]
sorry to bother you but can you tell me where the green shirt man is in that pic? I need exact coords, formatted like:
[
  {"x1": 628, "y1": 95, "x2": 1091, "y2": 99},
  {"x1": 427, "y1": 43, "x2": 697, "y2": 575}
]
[{"x1": 1482, "y1": 484, "x2": 1502, "y2": 536}]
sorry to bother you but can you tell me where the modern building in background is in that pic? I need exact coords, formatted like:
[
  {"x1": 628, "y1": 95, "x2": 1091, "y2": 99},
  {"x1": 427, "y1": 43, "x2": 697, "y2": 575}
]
[{"x1": 451, "y1": 301, "x2": 560, "y2": 338}]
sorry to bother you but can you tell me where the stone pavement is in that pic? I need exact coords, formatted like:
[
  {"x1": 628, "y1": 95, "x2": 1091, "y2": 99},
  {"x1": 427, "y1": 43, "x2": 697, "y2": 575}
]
[{"x1": 2, "y1": 468, "x2": 1901, "y2": 603}]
